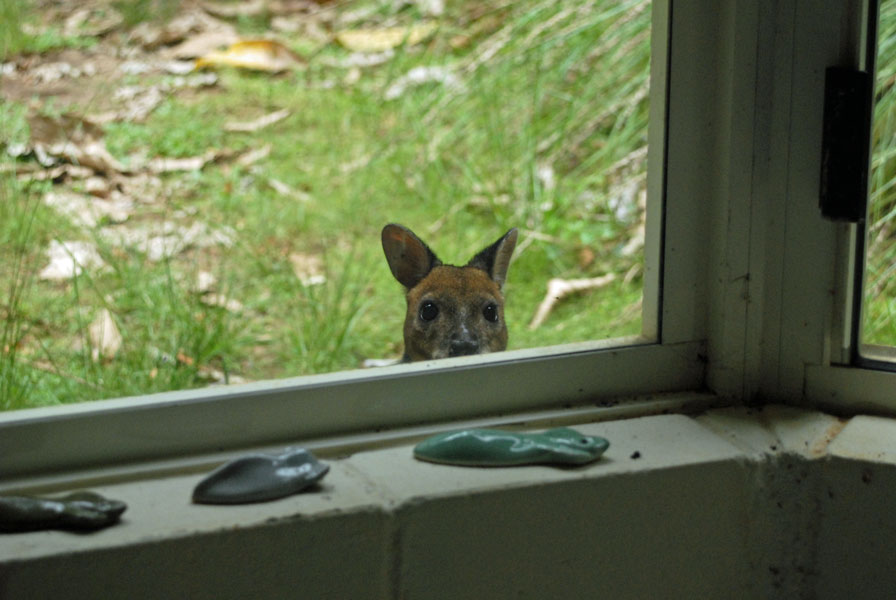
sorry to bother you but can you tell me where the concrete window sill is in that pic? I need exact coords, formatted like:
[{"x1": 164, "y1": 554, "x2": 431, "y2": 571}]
[{"x1": 2, "y1": 404, "x2": 895, "y2": 599}]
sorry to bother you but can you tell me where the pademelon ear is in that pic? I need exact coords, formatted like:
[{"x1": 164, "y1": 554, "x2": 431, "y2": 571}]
[
  {"x1": 381, "y1": 224, "x2": 442, "y2": 289},
  {"x1": 466, "y1": 228, "x2": 518, "y2": 289}
]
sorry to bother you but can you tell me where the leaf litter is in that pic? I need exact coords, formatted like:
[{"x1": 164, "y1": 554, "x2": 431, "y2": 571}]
[
  {"x1": 130, "y1": 8, "x2": 238, "y2": 54},
  {"x1": 98, "y1": 221, "x2": 236, "y2": 263},
  {"x1": 2, "y1": 0, "x2": 456, "y2": 388},
  {"x1": 4, "y1": 0, "x2": 648, "y2": 392},
  {"x1": 43, "y1": 189, "x2": 133, "y2": 227}
]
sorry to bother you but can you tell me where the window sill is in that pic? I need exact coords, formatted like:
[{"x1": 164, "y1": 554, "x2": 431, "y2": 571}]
[
  {"x1": 805, "y1": 363, "x2": 896, "y2": 414},
  {"x1": 4, "y1": 400, "x2": 895, "y2": 597},
  {"x1": 0, "y1": 338, "x2": 706, "y2": 481}
]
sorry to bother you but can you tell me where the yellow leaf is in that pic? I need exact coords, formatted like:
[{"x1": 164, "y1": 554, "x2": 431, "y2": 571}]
[
  {"x1": 195, "y1": 40, "x2": 303, "y2": 73},
  {"x1": 335, "y1": 22, "x2": 437, "y2": 53}
]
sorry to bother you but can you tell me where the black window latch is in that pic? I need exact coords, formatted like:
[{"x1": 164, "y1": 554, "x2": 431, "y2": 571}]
[{"x1": 819, "y1": 66, "x2": 873, "y2": 223}]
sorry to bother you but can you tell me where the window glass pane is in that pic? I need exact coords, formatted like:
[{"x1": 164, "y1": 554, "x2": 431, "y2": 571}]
[
  {"x1": 863, "y1": 0, "x2": 896, "y2": 356},
  {"x1": 0, "y1": 0, "x2": 653, "y2": 410}
]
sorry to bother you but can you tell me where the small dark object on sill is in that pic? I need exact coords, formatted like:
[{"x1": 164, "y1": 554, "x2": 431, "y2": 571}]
[
  {"x1": 630, "y1": 451, "x2": 642, "y2": 460},
  {"x1": 0, "y1": 491, "x2": 127, "y2": 533},
  {"x1": 193, "y1": 447, "x2": 329, "y2": 505}
]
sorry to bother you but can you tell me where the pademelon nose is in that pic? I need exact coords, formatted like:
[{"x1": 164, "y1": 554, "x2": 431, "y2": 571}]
[{"x1": 449, "y1": 339, "x2": 480, "y2": 357}]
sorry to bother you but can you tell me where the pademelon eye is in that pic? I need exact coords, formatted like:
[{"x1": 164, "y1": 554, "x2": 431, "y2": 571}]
[
  {"x1": 419, "y1": 301, "x2": 439, "y2": 321},
  {"x1": 483, "y1": 303, "x2": 499, "y2": 323}
]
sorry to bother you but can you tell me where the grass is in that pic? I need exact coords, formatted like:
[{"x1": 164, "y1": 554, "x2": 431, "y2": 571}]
[
  {"x1": 0, "y1": 0, "x2": 93, "y2": 58},
  {"x1": 0, "y1": 180, "x2": 42, "y2": 410},
  {"x1": 0, "y1": 0, "x2": 652, "y2": 410}
]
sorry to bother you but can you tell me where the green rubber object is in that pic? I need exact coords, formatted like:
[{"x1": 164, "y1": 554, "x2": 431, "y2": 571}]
[{"x1": 413, "y1": 427, "x2": 610, "y2": 467}]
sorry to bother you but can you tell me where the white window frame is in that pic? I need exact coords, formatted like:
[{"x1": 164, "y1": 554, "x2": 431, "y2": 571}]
[
  {"x1": 697, "y1": 0, "x2": 896, "y2": 410},
  {"x1": 761, "y1": 0, "x2": 896, "y2": 412},
  {"x1": 3, "y1": 0, "x2": 893, "y2": 488}
]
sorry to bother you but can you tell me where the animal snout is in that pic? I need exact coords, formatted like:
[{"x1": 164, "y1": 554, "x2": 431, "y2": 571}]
[{"x1": 449, "y1": 336, "x2": 480, "y2": 357}]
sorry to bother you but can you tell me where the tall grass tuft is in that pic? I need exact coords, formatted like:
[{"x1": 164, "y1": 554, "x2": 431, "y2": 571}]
[
  {"x1": 285, "y1": 249, "x2": 375, "y2": 375},
  {"x1": 0, "y1": 180, "x2": 40, "y2": 410}
]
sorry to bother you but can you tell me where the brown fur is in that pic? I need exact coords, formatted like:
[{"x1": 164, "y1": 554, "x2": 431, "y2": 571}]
[
  {"x1": 403, "y1": 266, "x2": 507, "y2": 361},
  {"x1": 382, "y1": 224, "x2": 518, "y2": 362}
]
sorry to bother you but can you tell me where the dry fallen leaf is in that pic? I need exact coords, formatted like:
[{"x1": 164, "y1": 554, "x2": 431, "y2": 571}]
[
  {"x1": 146, "y1": 144, "x2": 257, "y2": 173},
  {"x1": 88, "y1": 308, "x2": 122, "y2": 362},
  {"x1": 85, "y1": 176, "x2": 111, "y2": 197},
  {"x1": 48, "y1": 140, "x2": 129, "y2": 173},
  {"x1": 43, "y1": 190, "x2": 133, "y2": 228},
  {"x1": 39, "y1": 240, "x2": 106, "y2": 280},
  {"x1": 10, "y1": 163, "x2": 93, "y2": 183},
  {"x1": 134, "y1": 8, "x2": 238, "y2": 52},
  {"x1": 362, "y1": 358, "x2": 401, "y2": 368},
  {"x1": 267, "y1": 177, "x2": 312, "y2": 202},
  {"x1": 339, "y1": 67, "x2": 359, "y2": 86},
  {"x1": 320, "y1": 50, "x2": 395, "y2": 69},
  {"x1": 99, "y1": 221, "x2": 236, "y2": 262},
  {"x1": 110, "y1": 85, "x2": 165, "y2": 121},
  {"x1": 384, "y1": 65, "x2": 461, "y2": 100},
  {"x1": 144, "y1": 148, "x2": 231, "y2": 173},
  {"x1": 27, "y1": 112, "x2": 104, "y2": 147},
  {"x1": 176, "y1": 350, "x2": 195, "y2": 366},
  {"x1": 22, "y1": 109, "x2": 241, "y2": 180},
  {"x1": 339, "y1": 153, "x2": 373, "y2": 174},
  {"x1": 26, "y1": 112, "x2": 128, "y2": 173},
  {"x1": 200, "y1": 294, "x2": 244, "y2": 312},
  {"x1": 289, "y1": 253, "x2": 326, "y2": 286},
  {"x1": 195, "y1": 40, "x2": 304, "y2": 72},
  {"x1": 620, "y1": 223, "x2": 645, "y2": 257},
  {"x1": 31, "y1": 61, "x2": 95, "y2": 83},
  {"x1": 335, "y1": 21, "x2": 437, "y2": 53},
  {"x1": 417, "y1": 0, "x2": 445, "y2": 16},
  {"x1": 64, "y1": 7, "x2": 123, "y2": 37},
  {"x1": 236, "y1": 144, "x2": 272, "y2": 167},
  {"x1": 224, "y1": 109, "x2": 290, "y2": 132},
  {"x1": 201, "y1": 0, "x2": 267, "y2": 18},
  {"x1": 536, "y1": 163, "x2": 556, "y2": 192},
  {"x1": 115, "y1": 173, "x2": 164, "y2": 203},
  {"x1": 578, "y1": 247, "x2": 596, "y2": 269},
  {"x1": 163, "y1": 60, "x2": 198, "y2": 75},
  {"x1": 99, "y1": 226, "x2": 182, "y2": 262},
  {"x1": 89, "y1": 73, "x2": 218, "y2": 124},
  {"x1": 197, "y1": 365, "x2": 249, "y2": 385},
  {"x1": 196, "y1": 271, "x2": 217, "y2": 293},
  {"x1": 167, "y1": 30, "x2": 241, "y2": 59}
]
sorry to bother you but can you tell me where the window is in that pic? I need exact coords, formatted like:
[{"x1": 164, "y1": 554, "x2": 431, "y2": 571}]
[
  {"x1": 2, "y1": 0, "x2": 713, "y2": 481},
  {"x1": 1, "y1": 0, "x2": 656, "y2": 413},
  {"x1": 8, "y1": 0, "x2": 895, "y2": 486}
]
